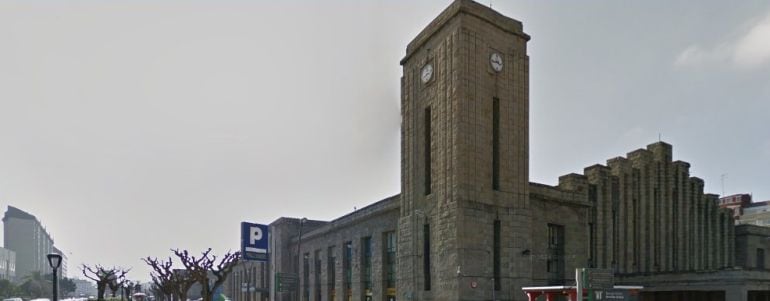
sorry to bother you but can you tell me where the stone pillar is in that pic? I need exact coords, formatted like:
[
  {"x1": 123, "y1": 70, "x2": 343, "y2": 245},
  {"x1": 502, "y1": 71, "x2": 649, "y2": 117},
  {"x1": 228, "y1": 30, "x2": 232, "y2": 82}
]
[
  {"x1": 728, "y1": 214, "x2": 736, "y2": 267},
  {"x1": 692, "y1": 178, "x2": 704, "y2": 271},
  {"x1": 608, "y1": 157, "x2": 631, "y2": 274},
  {"x1": 628, "y1": 149, "x2": 652, "y2": 273},
  {"x1": 585, "y1": 165, "x2": 611, "y2": 269},
  {"x1": 703, "y1": 197, "x2": 712, "y2": 270},
  {"x1": 645, "y1": 163, "x2": 654, "y2": 273},
  {"x1": 679, "y1": 163, "x2": 691, "y2": 271},
  {"x1": 673, "y1": 161, "x2": 690, "y2": 272},
  {"x1": 335, "y1": 244, "x2": 343, "y2": 301},
  {"x1": 721, "y1": 210, "x2": 730, "y2": 268},
  {"x1": 711, "y1": 198, "x2": 718, "y2": 269}
]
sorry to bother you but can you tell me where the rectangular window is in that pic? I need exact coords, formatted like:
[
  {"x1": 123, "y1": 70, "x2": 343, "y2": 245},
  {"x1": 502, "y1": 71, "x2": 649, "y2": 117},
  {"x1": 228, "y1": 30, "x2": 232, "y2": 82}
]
[
  {"x1": 758, "y1": 249, "x2": 765, "y2": 269},
  {"x1": 361, "y1": 237, "x2": 372, "y2": 301},
  {"x1": 492, "y1": 97, "x2": 500, "y2": 190},
  {"x1": 315, "y1": 250, "x2": 322, "y2": 301},
  {"x1": 328, "y1": 246, "x2": 336, "y2": 301},
  {"x1": 424, "y1": 107, "x2": 432, "y2": 195},
  {"x1": 423, "y1": 223, "x2": 431, "y2": 291},
  {"x1": 344, "y1": 242, "x2": 353, "y2": 301},
  {"x1": 547, "y1": 224, "x2": 565, "y2": 285},
  {"x1": 384, "y1": 231, "x2": 397, "y2": 295},
  {"x1": 493, "y1": 219, "x2": 501, "y2": 290},
  {"x1": 303, "y1": 253, "x2": 309, "y2": 301},
  {"x1": 588, "y1": 222, "x2": 595, "y2": 268}
]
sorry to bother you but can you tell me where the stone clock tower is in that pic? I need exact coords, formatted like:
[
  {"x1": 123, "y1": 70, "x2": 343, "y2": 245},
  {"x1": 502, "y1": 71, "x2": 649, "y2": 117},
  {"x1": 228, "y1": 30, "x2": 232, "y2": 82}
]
[{"x1": 396, "y1": 1, "x2": 532, "y2": 300}]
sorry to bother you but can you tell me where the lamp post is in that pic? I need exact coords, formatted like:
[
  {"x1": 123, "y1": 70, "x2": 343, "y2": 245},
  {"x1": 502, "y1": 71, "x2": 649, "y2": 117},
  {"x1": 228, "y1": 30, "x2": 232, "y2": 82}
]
[
  {"x1": 47, "y1": 253, "x2": 62, "y2": 301},
  {"x1": 296, "y1": 217, "x2": 307, "y2": 301}
]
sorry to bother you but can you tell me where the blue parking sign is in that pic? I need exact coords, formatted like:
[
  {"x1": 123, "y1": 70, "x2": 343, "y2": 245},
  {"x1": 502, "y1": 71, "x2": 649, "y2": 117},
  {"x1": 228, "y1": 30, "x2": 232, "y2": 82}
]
[{"x1": 241, "y1": 222, "x2": 269, "y2": 261}]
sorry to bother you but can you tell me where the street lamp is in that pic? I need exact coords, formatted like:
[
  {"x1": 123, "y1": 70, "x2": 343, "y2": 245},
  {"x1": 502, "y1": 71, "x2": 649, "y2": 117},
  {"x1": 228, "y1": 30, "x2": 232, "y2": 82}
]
[{"x1": 47, "y1": 253, "x2": 62, "y2": 301}]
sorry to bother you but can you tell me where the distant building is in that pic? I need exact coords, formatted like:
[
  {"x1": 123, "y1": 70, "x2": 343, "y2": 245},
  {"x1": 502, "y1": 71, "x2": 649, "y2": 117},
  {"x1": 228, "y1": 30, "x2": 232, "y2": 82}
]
[
  {"x1": 718, "y1": 194, "x2": 752, "y2": 218},
  {"x1": 224, "y1": 261, "x2": 269, "y2": 301},
  {"x1": 2, "y1": 206, "x2": 63, "y2": 281},
  {"x1": 737, "y1": 201, "x2": 770, "y2": 227},
  {"x1": 717, "y1": 194, "x2": 770, "y2": 226},
  {"x1": 0, "y1": 247, "x2": 15, "y2": 280},
  {"x1": 72, "y1": 278, "x2": 98, "y2": 297},
  {"x1": 54, "y1": 246, "x2": 68, "y2": 278}
]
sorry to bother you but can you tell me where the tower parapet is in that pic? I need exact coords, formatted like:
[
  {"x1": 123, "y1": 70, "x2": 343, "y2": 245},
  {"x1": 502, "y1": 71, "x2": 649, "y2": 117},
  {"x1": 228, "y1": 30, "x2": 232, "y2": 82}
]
[{"x1": 550, "y1": 142, "x2": 734, "y2": 275}]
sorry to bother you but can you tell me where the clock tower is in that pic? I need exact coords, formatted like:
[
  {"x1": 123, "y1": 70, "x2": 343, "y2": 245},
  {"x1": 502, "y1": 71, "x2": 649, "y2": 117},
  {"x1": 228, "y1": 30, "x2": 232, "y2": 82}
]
[{"x1": 396, "y1": 1, "x2": 532, "y2": 300}]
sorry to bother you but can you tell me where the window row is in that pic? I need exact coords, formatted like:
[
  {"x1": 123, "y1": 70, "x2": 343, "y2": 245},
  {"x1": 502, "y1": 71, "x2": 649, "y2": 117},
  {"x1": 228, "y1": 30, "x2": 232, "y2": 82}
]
[{"x1": 300, "y1": 231, "x2": 397, "y2": 301}]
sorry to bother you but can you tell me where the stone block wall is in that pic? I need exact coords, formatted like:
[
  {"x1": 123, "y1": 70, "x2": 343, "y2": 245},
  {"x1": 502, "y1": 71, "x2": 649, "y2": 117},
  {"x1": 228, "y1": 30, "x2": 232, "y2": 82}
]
[
  {"x1": 734, "y1": 224, "x2": 770, "y2": 270},
  {"x1": 271, "y1": 196, "x2": 399, "y2": 301},
  {"x1": 555, "y1": 141, "x2": 736, "y2": 276},
  {"x1": 397, "y1": 1, "x2": 532, "y2": 300},
  {"x1": 529, "y1": 183, "x2": 591, "y2": 286}
]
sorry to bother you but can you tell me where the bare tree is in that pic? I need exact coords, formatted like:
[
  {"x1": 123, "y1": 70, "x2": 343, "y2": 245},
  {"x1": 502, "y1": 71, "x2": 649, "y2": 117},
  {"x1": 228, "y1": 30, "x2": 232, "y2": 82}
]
[
  {"x1": 173, "y1": 249, "x2": 240, "y2": 301},
  {"x1": 108, "y1": 277, "x2": 123, "y2": 298},
  {"x1": 142, "y1": 256, "x2": 197, "y2": 301},
  {"x1": 81, "y1": 265, "x2": 129, "y2": 301}
]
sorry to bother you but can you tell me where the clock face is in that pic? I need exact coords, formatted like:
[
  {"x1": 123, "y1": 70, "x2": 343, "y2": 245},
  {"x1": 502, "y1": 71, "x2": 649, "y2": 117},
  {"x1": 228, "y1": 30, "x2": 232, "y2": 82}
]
[
  {"x1": 490, "y1": 52, "x2": 503, "y2": 72},
  {"x1": 421, "y1": 64, "x2": 433, "y2": 83}
]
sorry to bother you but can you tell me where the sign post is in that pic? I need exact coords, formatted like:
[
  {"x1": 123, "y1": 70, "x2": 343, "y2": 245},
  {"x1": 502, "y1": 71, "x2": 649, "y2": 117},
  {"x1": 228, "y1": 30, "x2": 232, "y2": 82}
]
[
  {"x1": 576, "y1": 268, "x2": 614, "y2": 301},
  {"x1": 241, "y1": 222, "x2": 269, "y2": 262}
]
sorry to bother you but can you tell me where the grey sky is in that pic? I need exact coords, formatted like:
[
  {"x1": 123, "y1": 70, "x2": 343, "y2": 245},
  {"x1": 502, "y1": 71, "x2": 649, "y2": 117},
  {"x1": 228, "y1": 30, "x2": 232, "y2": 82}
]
[{"x1": 1, "y1": 1, "x2": 768, "y2": 283}]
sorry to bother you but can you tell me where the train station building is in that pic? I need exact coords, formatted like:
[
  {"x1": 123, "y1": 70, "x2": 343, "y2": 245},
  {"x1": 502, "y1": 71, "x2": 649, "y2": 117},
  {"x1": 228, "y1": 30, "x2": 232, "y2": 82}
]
[{"x1": 223, "y1": 1, "x2": 770, "y2": 300}]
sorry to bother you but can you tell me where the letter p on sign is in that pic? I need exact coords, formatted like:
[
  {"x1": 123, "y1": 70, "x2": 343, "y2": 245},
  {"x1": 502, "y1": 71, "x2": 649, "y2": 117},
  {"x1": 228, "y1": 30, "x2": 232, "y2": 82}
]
[{"x1": 250, "y1": 227, "x2": 263, "y2": 244}]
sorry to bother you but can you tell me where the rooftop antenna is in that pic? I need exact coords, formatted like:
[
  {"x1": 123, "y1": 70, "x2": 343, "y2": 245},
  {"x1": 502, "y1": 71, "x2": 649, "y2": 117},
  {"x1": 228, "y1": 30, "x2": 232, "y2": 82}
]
[
  {"x1": 721, "y1": 173, "x2": 728, "y2": 196},
  {"x1": 658, "y1": 133, "x2": 662, "y2": 142}
]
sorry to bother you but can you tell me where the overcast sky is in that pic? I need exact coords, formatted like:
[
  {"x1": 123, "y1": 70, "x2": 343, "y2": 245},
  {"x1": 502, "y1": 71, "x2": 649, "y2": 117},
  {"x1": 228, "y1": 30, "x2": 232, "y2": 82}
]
[{"x1": 1, "y1": 0, "x2": 768, "y2": 283}]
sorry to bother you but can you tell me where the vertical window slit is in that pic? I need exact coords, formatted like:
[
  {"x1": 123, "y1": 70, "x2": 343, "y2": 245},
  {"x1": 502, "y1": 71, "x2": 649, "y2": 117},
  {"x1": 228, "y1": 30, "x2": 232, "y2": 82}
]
[
  {"x1": 424, "y1": 107, "x2": 432, "y2": 195},
  {"x1": 423, "y1": 224, "x2": 431, "y2": 291},
  {"x1": 493, "y1": 97, "x2": 500, "y2": 190},
  {"x1": 493, "y1": 219, "x2": 501, "y2": 290}
]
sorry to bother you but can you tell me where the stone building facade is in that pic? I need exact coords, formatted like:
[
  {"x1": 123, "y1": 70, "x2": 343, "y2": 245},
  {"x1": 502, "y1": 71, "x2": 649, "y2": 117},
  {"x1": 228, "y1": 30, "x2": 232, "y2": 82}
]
[
  {"x1": 251, "y1": 1, "x2": 770, "y2": 301},
  {"x1": 716, "y1": 194, "x2": 770, "y2": 227},
  {"x1": 225, "y1": 260, "x2": 270, "y2": 301},
  {"x1": 554, "y1": 142, "x2": 736, "y2": 275}
]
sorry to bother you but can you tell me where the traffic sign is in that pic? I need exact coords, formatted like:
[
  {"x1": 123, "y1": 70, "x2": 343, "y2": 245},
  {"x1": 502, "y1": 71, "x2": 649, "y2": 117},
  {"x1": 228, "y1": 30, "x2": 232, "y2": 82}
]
[
  {"x1": 585, "y1": 269, "x2": 613, "y2": 289},
  {"x1": 576, "y1": 268, "x2": 616, "y2": 301},
  {"x1": 275, "y1": 273, "x2": 299, "y2": 292},
  {"x1": 241, "y1": 222, "x2": 269, "y2": 261}
]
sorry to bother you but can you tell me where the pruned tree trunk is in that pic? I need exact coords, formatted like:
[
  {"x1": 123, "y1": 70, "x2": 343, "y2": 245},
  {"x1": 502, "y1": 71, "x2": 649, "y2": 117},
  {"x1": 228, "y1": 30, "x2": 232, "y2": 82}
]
[
  {"x1": 96, "y1": 282, "x2": 107, "y2": 301},
  {"x1": 171, "y1": 249, "x2": 240, "y2": 301},
  {"x1": 82, "y1": 265, "x2": 129, "y2": 301}
]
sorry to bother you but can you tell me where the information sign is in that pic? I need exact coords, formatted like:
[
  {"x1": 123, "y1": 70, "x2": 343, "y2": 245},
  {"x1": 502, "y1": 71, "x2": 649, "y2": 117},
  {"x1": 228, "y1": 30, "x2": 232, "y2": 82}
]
[
  {"x1": 593, "y1": 289, "x2": 637, "y2": 300},
  {"x1": 241, "y1": 222, "x2": 269, "y2": 261},
  {"x1": 585, "y1": 269, "x2": 614, "y2": 289},
  {"x1": 276, "y1": 273, "x2": 299, "y2": 292}
]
